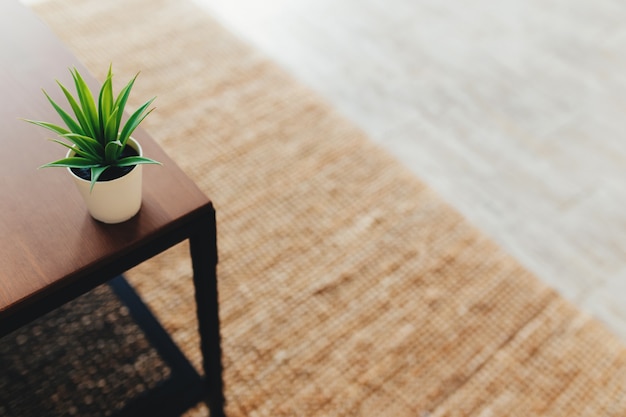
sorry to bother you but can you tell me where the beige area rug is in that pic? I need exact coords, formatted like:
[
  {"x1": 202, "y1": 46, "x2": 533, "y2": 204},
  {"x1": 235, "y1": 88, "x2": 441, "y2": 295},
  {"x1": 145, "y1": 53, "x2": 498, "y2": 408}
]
[{"x1": 33, "y1": 0, "x2": 626, "y2": 415}]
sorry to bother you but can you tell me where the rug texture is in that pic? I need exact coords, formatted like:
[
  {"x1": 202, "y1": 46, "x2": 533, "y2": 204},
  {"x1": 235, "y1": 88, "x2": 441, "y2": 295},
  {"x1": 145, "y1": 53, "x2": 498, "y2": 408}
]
[{"x1": 29, "y1": 0, "x2": 626, "y2": 415}]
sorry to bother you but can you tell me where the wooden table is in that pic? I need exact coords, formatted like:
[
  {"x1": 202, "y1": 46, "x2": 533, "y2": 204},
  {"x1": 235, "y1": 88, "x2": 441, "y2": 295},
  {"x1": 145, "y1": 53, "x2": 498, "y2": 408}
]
[{"x1": 0, "y1": 1, "x2": 225, "y2": 415}]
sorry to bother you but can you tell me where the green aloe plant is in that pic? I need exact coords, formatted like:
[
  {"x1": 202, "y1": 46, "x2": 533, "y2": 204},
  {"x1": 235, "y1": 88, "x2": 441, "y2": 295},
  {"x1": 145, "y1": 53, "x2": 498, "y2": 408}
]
[{"x1": 25, "y1": 65, "x2": 161, "y2": 190}]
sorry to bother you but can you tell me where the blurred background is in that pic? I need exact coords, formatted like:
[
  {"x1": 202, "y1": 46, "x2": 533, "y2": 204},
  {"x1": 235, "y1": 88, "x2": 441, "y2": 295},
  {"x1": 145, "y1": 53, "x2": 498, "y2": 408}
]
[
  {"x1": 23, "y1": 0, "x2": 626, "y2": 341},
  {"x1": 187, "y1": 0, "x2": 626, "y2": 341}
]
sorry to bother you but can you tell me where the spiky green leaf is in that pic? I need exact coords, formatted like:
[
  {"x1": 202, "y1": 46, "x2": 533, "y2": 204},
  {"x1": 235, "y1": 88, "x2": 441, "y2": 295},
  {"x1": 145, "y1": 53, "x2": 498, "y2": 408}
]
[
  {"x1": 115, "y1": 155, "x2": 162, "y2": 167},
  {"x1": 42, "y1": 90, "x2": 84, "y2": 135},
  {"x1": 23, "y1": 119, "x2": 70, "y2": 136},
  {"x1": 61, "y1": 133, "x2": 104, "y2": 158},
  {"x1": 39, "y1": 157, "x2": 101, "y2": 169},
  {"x1": 89, "y1": 166, "x2": 109, "y2": 191},
  {"x1": 118, "y1": 98, "x2": 155, "y2": 146},
  {"x1": 55, "y1": 80, "x2": 92, "y2": 138},
  {"x1": 70, "y1": 68, "x2": 100, "y2": 143},
  {"x1": 98, "y1": 66, "x2": 114, "y2": 140},
  {"x1": 104, "y1": 140, "x2": 123, "y2": 163},
  {"x1": 48, "y1": 139, "x2": 99, "y2": 161},
  {"x1": 104, "y1": 107, "x2": 120, "y2": 143},
  {"x1": 113, "y1": 72, "x2": 139, "y2": 134}
]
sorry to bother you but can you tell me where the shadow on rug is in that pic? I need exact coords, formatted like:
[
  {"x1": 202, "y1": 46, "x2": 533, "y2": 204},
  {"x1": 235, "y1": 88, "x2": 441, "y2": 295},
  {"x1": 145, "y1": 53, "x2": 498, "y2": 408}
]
[{"x1": 0, "y1": 284, "x2": 169, "y2": 416}]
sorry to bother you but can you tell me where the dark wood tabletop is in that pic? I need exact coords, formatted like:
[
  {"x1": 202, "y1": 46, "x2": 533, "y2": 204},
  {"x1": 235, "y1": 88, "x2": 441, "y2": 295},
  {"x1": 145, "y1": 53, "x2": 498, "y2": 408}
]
[
  {"x1": 0, "y1": 0, "x2": 211, "y2": 332},
  {"x1": 0, "y1": 2, "x2": 225, "y2": 415}
]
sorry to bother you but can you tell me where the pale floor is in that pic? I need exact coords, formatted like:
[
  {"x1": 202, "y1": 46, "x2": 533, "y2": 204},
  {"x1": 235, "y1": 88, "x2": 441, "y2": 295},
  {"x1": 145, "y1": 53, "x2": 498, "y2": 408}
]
[
  {"x1": 24, "y1": 0, "x2": 626, "y2": 341},
  {"x1": 189, "y1": 0, "x2": 626, "y2": 341}
]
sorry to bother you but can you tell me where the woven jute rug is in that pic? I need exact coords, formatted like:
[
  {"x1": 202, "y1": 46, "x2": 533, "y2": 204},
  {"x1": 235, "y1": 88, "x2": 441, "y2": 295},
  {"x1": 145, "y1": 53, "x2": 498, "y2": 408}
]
[{"x1": 29, "y1": 0, "x2": 626, "y2": 415}]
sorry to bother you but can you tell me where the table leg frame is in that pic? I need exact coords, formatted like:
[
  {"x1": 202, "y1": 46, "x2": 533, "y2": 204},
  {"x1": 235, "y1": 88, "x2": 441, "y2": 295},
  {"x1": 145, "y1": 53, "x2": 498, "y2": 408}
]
[{"x1": 189, "y1": 206, "x2": 225, "y2": 417}]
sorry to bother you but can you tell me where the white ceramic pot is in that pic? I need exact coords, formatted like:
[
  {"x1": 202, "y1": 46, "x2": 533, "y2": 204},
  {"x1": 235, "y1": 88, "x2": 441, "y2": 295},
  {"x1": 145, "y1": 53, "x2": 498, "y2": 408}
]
[{"x1": 67, "y1": 137, "x2": 143, "y2": 224}]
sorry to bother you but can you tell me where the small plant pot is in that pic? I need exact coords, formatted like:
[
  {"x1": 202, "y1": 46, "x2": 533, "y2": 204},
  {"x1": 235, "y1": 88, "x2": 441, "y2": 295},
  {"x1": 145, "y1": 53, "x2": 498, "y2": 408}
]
[{"x1": 67, "y1": 137, "x2": 143, "y2": 224}]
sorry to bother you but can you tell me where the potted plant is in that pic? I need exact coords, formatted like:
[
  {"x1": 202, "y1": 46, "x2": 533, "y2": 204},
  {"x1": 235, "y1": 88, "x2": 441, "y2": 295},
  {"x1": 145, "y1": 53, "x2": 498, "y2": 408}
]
[{"x1": 24, "y1": 65, "x2": 161, "y2": 224}]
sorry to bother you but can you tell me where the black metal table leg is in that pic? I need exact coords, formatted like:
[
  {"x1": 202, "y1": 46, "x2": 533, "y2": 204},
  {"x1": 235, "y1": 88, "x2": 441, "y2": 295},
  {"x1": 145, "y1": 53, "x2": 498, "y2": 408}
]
[{"x1": 189, "y1": 206, "x2": 225, "y2": 417}]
